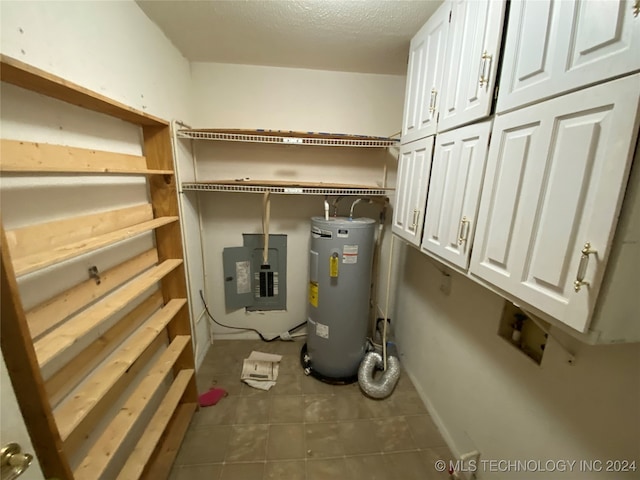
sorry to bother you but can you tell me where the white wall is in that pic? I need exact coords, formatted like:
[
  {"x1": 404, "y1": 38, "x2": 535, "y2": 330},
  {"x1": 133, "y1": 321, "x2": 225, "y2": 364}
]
[
  {"x1": 190, "y1": 62, "x2": 405, "y2": 136},
  {"x1": 187, "y1": 62, "x2": 405, "y2": 339},
  {"x1": 1, "y1": 0, "x2": 191, "y2": 122},
  {"x1": 394, "y1": 243, "x2": 640, "y2": 479}
]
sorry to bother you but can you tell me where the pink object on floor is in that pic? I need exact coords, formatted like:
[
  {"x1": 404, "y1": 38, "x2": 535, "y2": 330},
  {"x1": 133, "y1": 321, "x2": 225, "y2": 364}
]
[{"x1": 198, "y1": 387, "x2": 227, "y2": 407}]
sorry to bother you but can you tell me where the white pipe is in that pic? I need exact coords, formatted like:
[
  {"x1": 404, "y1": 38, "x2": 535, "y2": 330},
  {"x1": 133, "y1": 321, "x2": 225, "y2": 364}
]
[
  {"x1": 460, "y1": 450, "x2": 480, "y2": 462},
  {"x1": 332, "y1": 196, "x2": 346, "y2": 216},
  {"x1": 324, "y1": 196, "x2": 329, "y2": 221},
  {"x1": 349, "y1": 198, "x2": 363, "y2": 219},
  {"x1": 382, "y1": 163, "x2": 388, "y2": 189},
  {"x1": 349, "y1": 197, "x2": 372, "y2": 219},
  {"x1": 262, "y1": 191, "x2": 270, "y2": 265},
  {"x1": 370, "y1": 215, "x2": 385, "y2": 335},
  {"x1": 382, "y1": 234, "x2": 395, "y2": 371}
]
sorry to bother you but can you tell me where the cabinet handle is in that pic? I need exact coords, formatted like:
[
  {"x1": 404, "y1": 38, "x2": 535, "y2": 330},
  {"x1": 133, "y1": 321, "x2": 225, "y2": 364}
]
[
  {"x1": 411, "y1": 209, "x2": 420, "y2": 231},
  {"x1": 573, "y1": 242, "x2": 597, "y2": 292},
  {"x1": 634, "y1": 0, "x2": 639, "y2": 17},
  {"x1": 479, "y1": 51, "x2": 493, "y2": 88},
  {"x1": 429, "y1": 88, "x2": 437, "y2": 114},
  {"x1": 458, "y1": 216, "x2": 470, "y2": 245}
]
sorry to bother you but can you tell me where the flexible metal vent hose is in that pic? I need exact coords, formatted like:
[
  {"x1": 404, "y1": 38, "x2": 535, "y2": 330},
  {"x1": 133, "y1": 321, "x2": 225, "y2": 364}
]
[{"x1": 357, "y1": 351, "x2": 400, "y2": 399}]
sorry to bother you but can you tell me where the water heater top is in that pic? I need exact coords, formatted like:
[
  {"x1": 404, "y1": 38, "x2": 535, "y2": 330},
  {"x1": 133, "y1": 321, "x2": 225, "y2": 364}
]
[{"x1": 311, "y1": 216, "x2": 377, "y2": 229}]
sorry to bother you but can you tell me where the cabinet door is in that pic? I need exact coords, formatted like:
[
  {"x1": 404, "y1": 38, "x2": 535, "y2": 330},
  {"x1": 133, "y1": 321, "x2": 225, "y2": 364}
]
[
  {"x1": 471, "y1": 74, "x2": 640, "y2": 332},
  {"x1": 401, "y1": 3, "x2": 450, "y2": 144},
  {"x1": 498, "y1": 0, "x2": 640, "y2": 113},
  {"x1": 392, "y1": 136, "x2": 435, "y2": 246},
  {"x1": 438, "y1": 0, "x2": 506, "y2": 133},
  {"x1": 421, "y1": 120, "x2": 492, "y2": 270}
]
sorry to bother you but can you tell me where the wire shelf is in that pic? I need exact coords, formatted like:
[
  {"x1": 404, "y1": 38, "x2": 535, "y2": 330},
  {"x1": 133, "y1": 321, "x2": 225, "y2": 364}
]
[
  {"x1": 176, "y1": 129, "x2": 399, "y2": 148},
  {"x1": 181, "y1": 182, "x2": 389, "y2": 196}
]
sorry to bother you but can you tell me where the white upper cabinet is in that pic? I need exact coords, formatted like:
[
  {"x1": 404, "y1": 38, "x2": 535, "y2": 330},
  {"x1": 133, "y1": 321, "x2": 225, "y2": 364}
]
[
  {"x1": 392, "y1": 136, "x2": 435, "y2": 246},
  {"x1": 497, "y1": 0, "x2": 640, "y2": 113},
  {"x1": 421, "y1": 120, "x2": 492, "y2": 270},
  {"x1": 437, "y1": 0, "x2": 506, "y2": 133},
  {"x1": 401, "y1": 3, "x2": 450, "y2": 144},
  {"x1": 470, "y1": 74, "x2": 640, "y2": 333}
]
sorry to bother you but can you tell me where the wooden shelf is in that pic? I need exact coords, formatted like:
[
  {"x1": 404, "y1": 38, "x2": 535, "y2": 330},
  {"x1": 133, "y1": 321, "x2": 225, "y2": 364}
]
[
  {"x1": 182, "y1": 179, "x2": 392, "y2": 196},
  {"x1": 26, "y1": 249, "x2": 159, "y2": 339},
  {"x1": 34, "y1": 259, "x2": 183, "y2": 370},
  {"x1": 12, "y1": 216, "x2": 178, "y2": 276},
  {"x1": 73, "y1": 335, "x2": 191, "y2": 480},
  {"x1": 64, "y1": 336, "x2": 166, "y2": 456},
  {"x1": 141, "y1": 402, "x2": 197, "y2": 480},
  {"x1": 0, "y1": 139, "x2": 173, "y2": 175},
  {"x1": 45, "y1": 292, "x2": 163, "y2": 408},
  {"x1": 177, "y1": 128, "x2": 399, "y2": 147},
  {"x1": 0, "y1": 55, "x2": 167, "y2": 127},
  {"x1": 116, "y1": 369, "x2": 194, "y2": 480},
  {"x1": 8, "y1": 204, "x2": 154, "y2": 260},
  {"x1": 54, "y1": 299, "x2": 186, "y2": 443}
]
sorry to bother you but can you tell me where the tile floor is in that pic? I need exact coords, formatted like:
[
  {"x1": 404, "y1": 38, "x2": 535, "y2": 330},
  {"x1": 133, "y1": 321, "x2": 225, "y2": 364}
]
[{"x1": 170, "y1": 339, "x2": 453, "y2": 480}]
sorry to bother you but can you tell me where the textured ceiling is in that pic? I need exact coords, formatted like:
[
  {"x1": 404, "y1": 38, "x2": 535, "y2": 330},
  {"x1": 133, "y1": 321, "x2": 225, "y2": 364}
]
[{"x1": 136, "y1": 0, "x2": 442, "y2": 75}]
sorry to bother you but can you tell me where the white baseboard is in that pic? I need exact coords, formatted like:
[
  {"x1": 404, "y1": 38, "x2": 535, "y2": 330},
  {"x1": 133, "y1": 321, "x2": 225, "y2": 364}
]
[{"x1": 404, "y1": 368, "x2": 462, "y2": 456}]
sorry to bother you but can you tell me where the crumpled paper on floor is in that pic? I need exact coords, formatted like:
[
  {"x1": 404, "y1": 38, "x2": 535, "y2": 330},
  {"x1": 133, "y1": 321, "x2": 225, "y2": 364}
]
[{"x1": 240, "y1": 351, "x2": 282, "y2": 391}]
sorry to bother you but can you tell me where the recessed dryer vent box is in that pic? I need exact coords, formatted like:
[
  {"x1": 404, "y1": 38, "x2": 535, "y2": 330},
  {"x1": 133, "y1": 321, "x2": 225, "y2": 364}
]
[
  {"x1": 498, "y1": 301, "x2": 548, "y2": 365},
  {"x1": 222, "y1": 234, "x2": 287, "y2": 312}
]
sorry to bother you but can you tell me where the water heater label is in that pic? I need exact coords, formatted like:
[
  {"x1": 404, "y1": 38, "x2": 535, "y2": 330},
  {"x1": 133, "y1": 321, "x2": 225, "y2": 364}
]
[
  {"x1": 342, "y1": 245, "x2": 358, "y2": 264},
  {"x1": 316, "y1": 322, "x2": 329, "y2": 339},
  {"x1": 337, "y1": 228, "x2": 349, "y2": 238},
  {"x1": 309, "y1": 281, "x2": 319, "y2": 307}
]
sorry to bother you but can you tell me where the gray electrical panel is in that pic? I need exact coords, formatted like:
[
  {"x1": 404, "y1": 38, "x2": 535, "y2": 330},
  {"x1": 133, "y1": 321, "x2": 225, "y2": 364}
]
[{"x1": 222, "y1": 234, "x2": 287, "y2": 311}]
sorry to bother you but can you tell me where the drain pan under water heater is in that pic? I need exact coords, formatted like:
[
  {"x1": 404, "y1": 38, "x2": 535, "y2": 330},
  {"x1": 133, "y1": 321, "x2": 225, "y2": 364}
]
[{"x1": 304, "y1": 216, "x2": 376, "y2": 382}]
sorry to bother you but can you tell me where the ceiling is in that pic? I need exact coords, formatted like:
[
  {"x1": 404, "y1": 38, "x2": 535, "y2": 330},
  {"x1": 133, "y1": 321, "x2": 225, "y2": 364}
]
[{"x1": 136, "y1": 0, "x2": 442, "y2": 75}]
